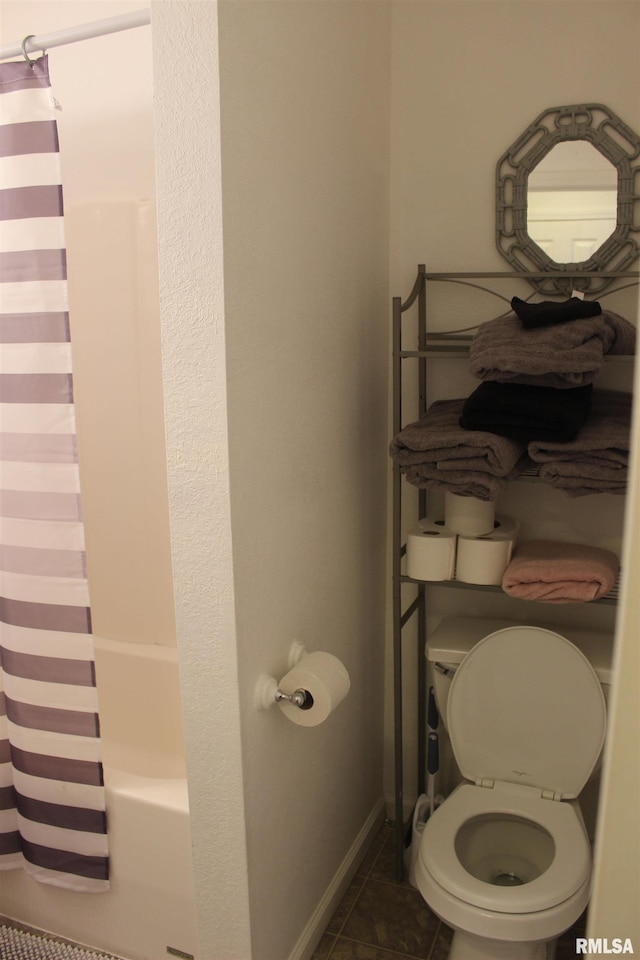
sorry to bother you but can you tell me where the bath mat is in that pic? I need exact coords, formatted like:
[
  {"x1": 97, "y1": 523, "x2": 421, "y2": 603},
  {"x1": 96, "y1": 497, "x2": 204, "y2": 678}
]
[{"x1": 0, "y1": 922, "x2": 122, "y2": 960}]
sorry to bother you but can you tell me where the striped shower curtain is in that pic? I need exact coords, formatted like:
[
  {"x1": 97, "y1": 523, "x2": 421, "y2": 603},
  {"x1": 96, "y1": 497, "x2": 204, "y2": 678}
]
[{"x1": 0, "y1": 56, "x2": 108, "y2": 890}]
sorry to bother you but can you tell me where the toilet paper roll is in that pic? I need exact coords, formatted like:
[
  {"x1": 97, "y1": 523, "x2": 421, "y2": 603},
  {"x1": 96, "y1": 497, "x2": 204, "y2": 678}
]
[
  {"x1": 277, "y1": 652, "x2": 350, "y2": 727},
  {"x1": 444, "y1": 492, "x2": 496, "y2": 537},
  {"x1": 407, "y1": 519, "x2": 457, "y2": 581},
  {"x1": 455, "y1": 515, "x2": 518, "y2": 585}
]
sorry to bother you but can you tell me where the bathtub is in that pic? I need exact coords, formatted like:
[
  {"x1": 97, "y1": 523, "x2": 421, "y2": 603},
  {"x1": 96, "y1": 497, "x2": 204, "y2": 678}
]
[{"x1": 0, "y1": 637, "x2": 198, "y2": 960}]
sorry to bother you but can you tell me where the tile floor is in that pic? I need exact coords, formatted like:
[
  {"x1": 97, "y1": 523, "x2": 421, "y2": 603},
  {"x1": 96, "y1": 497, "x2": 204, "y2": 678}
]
[{"x1": 311, "y1": 821, "x2": 586, "y2": 960}]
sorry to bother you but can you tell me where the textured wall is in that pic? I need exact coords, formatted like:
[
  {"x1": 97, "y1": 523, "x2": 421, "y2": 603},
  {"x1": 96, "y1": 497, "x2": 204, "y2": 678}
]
[
  {"x1": 153, "y1": 1, "x2": 391, "y2": 957},
  {"x1": 151, "y1": 3, "x2": 252, "y2": 957}
]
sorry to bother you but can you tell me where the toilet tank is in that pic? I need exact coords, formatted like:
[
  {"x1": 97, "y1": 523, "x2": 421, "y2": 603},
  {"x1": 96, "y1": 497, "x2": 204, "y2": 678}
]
[{"x1": 427, "y1": 616, "x2": 614, "y2": 731}]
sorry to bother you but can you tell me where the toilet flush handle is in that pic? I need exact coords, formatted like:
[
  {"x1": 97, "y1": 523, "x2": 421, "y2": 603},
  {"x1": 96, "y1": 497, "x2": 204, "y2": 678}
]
[{"x1": 433, "y1": 662, "x2": 455, "y2": 678}]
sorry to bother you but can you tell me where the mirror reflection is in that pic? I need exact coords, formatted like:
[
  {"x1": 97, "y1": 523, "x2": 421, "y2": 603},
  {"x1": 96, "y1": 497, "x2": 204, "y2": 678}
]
[
  {"x1": 495, "y1": 103, "x2": 640, "y2": 293},
  {"x1": 527, "y1": 142, "x2": 618, "y2": 264}
]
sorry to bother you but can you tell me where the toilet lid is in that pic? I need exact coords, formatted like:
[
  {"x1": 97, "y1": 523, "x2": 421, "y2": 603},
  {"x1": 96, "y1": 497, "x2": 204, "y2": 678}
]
[{"x1": 448, "y1": 627, "x2": 607, "y2": 799}]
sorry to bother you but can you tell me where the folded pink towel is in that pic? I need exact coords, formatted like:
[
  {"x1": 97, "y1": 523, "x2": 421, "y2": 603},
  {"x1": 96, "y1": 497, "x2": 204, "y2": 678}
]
[{"x1": 502, "y1": 540, "x2": 619, "y2": 604}]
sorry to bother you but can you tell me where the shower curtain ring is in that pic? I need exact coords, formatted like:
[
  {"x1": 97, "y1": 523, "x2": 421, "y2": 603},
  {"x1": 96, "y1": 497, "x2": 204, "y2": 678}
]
[{"x1": 21, "y1": 35, "x2": 39, "y2": 68}]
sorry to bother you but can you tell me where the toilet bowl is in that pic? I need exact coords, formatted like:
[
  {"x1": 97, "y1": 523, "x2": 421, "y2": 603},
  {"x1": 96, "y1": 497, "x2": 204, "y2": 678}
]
[{"x1": 416, "y1": 624, "x2": 608, "y2": 960}]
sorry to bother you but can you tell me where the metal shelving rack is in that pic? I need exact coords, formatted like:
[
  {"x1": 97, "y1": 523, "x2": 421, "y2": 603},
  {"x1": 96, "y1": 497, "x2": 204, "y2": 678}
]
[{"x1": 391, "y1": 266, "x2": 638, "y2": 880}]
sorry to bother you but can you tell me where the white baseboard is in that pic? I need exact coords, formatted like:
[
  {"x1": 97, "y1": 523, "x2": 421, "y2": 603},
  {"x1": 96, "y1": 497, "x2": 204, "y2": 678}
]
[{"x1": 287, "y1": 797, "x2": 386, "y2": 960}]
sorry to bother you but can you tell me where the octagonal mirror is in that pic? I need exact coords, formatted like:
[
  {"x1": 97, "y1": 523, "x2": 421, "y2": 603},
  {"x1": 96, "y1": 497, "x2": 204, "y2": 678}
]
[{"x1": 496, "y1": 104, "x2": 640, "y2": 294}]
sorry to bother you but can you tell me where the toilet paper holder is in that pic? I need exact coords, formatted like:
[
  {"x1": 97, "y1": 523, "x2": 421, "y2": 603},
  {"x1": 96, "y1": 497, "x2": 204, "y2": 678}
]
[
  {"x1": 255, "y1": 641, "x2": 313, "y2": 711},
  {"x1": 275, "y1": 685, "x2": 313, "y2": 709}
]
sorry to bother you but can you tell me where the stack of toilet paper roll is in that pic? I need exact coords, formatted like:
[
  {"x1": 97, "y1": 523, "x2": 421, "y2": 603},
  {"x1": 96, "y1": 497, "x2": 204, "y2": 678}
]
[
  {"x1": 406, "y1": 519, "x2": 457, "y2": 581},
  {"x1": 406, "y1": 493, "x2": 518, "y2": 586}
]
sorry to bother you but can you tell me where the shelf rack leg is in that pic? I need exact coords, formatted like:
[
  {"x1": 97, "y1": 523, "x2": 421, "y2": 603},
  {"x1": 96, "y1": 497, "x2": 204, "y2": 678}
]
[
  {"x1": 392, "y1": 294, "x2": 405, "y2": 881},
  {"x1": 417, "y1": 583, "x2": 426, "y2": 796}
]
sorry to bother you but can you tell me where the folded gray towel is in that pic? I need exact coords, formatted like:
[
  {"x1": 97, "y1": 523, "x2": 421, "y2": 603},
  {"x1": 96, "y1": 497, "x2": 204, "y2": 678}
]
[
  {"x1": 402, "y1": 462, "x2": 525, "y2": 500},
  {"x1": 389, "y1": 398, "x2": 527, "y2": 501},
  {"x1": 528, "y1": 390, "x2": 632, "y2": 496},
  {"x1": 469, "y1": 310, "x2": 636, "y2": 389},
  {"x1": 534, "y1": 464, "x2": 627, "y2": 498}
]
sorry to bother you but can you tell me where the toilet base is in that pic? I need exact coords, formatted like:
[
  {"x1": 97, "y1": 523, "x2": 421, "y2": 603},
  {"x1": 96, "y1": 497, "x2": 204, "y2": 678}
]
[{"x1": 448, "y1": 929, "x2": 555, "y2": 960}]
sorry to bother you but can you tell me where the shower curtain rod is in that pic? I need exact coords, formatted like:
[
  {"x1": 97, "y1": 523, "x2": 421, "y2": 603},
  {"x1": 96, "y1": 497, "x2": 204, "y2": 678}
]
[{"x1": 0, "y1": 9, "x2": 151, "y2": 62}]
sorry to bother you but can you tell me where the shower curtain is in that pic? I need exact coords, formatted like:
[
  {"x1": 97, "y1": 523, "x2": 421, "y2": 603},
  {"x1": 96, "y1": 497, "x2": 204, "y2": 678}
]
[{"x1": 0, "y1": 56, "x2": 108, "y2": 891}]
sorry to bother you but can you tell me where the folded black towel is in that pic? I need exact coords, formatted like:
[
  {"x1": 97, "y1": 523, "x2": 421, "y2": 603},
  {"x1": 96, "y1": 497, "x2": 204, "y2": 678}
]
[
  {"x1": 511, "y1": 296, "x2": 602, "y2": 329},
  {"x1": 460, "y1": 381, "x2": 593, "y2": 444}
]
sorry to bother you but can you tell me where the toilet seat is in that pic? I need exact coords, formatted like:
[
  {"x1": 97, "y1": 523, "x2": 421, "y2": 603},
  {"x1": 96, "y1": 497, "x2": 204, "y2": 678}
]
[
  {"x1": 447, "y1": 627, "x2": 607, "y2": 799},
  {"x1": 417, "y1": 627, "x2": 607, "y2": 917},
  {"x1": 419, "y1": 781, "x2": 591, "y2": 913}
]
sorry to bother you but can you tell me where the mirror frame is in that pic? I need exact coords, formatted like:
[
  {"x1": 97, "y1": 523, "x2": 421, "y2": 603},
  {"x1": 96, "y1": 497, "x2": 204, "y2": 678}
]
[{"x1": 496, "y1": 103, "x2": 640, "y2": 294}]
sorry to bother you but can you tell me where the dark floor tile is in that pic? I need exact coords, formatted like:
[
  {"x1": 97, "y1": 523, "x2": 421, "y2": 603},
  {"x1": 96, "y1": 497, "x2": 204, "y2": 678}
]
[
  {"x1": 326, "y1": 876, "x2": 366, "y2": 935},
  {"x1": 428, "y1": 923, "x2": 454, "y2": 960},
  {"x1": 330, "y1": 940, "x2": 425, "y2": 960},
  {"x1": 369, "y1": 828, "x2": 407, "y2": 886},
  {"x1": 311, "y1": 933, "x2": 339, "y2": 959},
  {"x1": 357, "y1": 823, "x2": 391, "y2": 877},
  {"x1": 340, "y1": 879, "x2": 440, "y2": 959},
  {"x1": 556, "y1": 936, "x2": 578, "y2": 960},
  {"x1": 556, "y1": 931, "x2": 584, "y2": 960},
  {"x1": 320, "y1": 822, "x2": 592, "y2": 960}
]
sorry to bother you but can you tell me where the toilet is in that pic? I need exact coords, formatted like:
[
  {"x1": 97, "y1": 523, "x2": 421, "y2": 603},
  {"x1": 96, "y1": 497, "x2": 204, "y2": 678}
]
[{"x1": 417, "y1": 618, "x2": 612, "y2": 960}]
